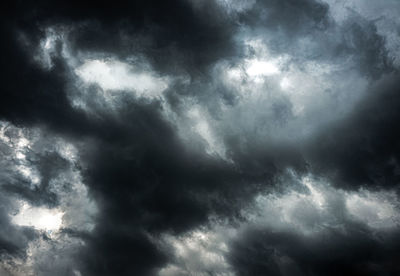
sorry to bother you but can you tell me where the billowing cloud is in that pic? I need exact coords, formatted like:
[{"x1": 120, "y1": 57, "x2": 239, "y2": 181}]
[{"x1": 1, "y1": 0, "x2": 400, "y2": 275}]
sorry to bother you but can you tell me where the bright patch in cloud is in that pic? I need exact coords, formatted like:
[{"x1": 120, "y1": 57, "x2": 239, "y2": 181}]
[
  {"x1": 246, "y1": 59, "x2": 280, "y2": 77},
  {"x1": 280, "y1": 77, "x2": 293, "y2": 90},
  {"x1": 253, "y1": 173, "x2": 400, "y2": 233},
  {"x1": 346, "y1": 191, "x2": 400, "y2": 229},
  {"x1": 12, "y1": 201, "x2": 64, "y2": 232},
  {"x1": 75, "y1": 59, "x2": 169, "y2": 98},
  {"x1": 160, "y1": 228, "x2": 235, "y2": 276},
  {"x1": 188, "y1": 107, "x2": 228, "y2": 159}
]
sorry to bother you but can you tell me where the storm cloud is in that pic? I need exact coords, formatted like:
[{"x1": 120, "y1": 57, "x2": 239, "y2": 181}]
[{"x1": 1, "y1": 0, "x2": 400, "y2": 275}]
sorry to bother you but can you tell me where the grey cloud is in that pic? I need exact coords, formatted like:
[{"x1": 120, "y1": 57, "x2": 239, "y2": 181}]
[
  {"x1": 1, "y1": 0, "x2": 400, "y2": 275},
  {"x1": 305, "y1": 74, "x2": 400, "y2": 190}
]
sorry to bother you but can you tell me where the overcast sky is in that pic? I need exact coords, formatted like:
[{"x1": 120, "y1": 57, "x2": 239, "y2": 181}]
[{"x1": 1, "y1": 0, "x2": 400, "y2": 275}]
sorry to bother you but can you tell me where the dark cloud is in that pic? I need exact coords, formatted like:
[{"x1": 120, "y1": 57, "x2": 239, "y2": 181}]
[
  {"x1": 0, "y1": 22, "x2": 93, "y2": 135},
  {"x1": 74, "y1": 96, "x2": 302, "y2": 274},
  {"x1": 79, "y1": 228, "x2": 167, "y2": 276},
  {"x1": 0, "y1": 0, "x2": 235, "y2": 135},
  {"x1": 3, "y1": 0, "x2": 238, "y2": 75},
  {"x1": 3, "y1": 151, "x2": 70, "y2": 207},
  {"x1": 229, "y1": 225, "x2": 400, "y2": 276},
  {"x1": 226, "y1": 175, "x2": 400, "y2": 276},
  {"x1": 239, "y1": 0, "x2": 330, "y2": 32},
  {"x1": 1, "y1": 0, "x2": 400, "y2": 275},
  {"x1": 337, "y1": 13, "x2": 395, "y2": 79},
  {"x1": 238, "y1": 1, "x2": 394, "y2": 80},
  {"x1": 306, "y1": 74, "x2": 400, "y2": 190},
  {"x1": 0, "y1": 202, "x2": 37, "y2": 258}
]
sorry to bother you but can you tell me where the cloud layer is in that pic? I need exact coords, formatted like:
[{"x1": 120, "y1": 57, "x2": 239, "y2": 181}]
[{"x1": 1, "y1": 0, "x2": 400, "y2": 275}]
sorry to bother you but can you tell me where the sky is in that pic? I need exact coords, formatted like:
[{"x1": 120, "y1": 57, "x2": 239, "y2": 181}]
[{"x1": 0, "y1": 0, "x2": 400, "y2": 275}]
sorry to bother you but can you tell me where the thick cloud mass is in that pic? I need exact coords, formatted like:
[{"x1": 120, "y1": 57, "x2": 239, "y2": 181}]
[{"x1": 1, "y1": 0, "x2": 400, "y2": 275}]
